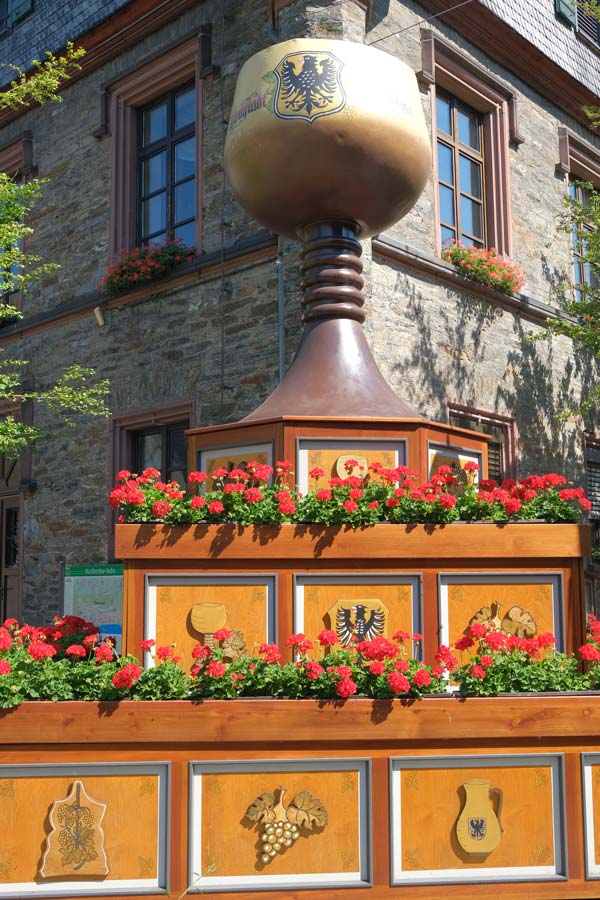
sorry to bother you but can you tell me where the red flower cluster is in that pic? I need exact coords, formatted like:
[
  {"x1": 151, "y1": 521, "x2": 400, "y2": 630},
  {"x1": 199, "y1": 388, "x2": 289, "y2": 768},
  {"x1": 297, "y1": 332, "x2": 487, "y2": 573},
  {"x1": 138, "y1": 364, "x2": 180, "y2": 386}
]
[
  {"x1": 103, "y1": 240, "x2": 194, "y2": 294},
  {"x1": 112, "y1": 663, "x2": 142, "y2": 689}
]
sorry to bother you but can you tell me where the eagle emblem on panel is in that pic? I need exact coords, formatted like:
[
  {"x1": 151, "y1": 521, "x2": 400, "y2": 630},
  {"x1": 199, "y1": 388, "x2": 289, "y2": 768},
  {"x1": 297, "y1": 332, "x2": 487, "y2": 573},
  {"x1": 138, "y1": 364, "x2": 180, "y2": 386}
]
[
  {"x1": 273, "y1": 51, "x2": 346, "y2": 122},
  {"x1": 336, "y1": 603, "x2": 386, "y2": 646}
]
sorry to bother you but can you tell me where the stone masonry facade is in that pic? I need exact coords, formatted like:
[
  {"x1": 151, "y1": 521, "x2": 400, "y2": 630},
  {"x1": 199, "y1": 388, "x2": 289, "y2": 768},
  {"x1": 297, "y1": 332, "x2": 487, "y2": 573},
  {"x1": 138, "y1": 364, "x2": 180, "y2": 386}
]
[{"x1": 0, "y1": 0, "x2": 598, "y2": 620}]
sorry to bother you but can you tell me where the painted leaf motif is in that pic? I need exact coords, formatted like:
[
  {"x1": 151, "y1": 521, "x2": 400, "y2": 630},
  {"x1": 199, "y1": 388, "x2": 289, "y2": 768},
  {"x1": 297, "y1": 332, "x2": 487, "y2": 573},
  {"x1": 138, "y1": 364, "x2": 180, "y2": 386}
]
[
  {"x1": 286, "y1": 791, "x2": 328, "y2": 829},
  {"x1": 502, "y1": 605, "x2": 537, "y2": 638},
  {"x1": 246, "y1": 792, "x2": 277, "y2": 823}
]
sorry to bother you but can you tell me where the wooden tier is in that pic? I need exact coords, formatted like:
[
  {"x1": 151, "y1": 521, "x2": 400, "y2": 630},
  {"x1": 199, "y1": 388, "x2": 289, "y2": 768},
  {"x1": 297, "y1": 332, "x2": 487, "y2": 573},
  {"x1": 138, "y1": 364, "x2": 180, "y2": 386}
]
[
  {"x1": 3, "y1": 696, "x2": 600, "y2": 899},
  {"x1": 117, "y1": 523, "x2": 589, "y2": 664},
  {"x1": 185, "y1": 415, "x2": 491, "y2": 491}
]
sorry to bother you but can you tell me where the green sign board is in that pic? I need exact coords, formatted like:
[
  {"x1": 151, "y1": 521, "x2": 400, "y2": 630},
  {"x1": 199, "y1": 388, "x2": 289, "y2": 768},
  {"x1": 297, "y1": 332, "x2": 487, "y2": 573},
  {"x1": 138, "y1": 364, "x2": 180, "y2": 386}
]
[{"x1": 63, "y1": 564, "x2": 124, "y2": 652}]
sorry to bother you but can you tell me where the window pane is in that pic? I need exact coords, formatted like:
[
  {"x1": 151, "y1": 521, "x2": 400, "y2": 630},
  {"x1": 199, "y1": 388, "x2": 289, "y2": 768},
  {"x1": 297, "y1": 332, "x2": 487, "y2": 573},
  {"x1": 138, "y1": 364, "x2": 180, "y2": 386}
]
[
  {"x1": 168, "y1": 426, "x2": 188, "y2": 483},
  {"x1": 437, "y1": 142, "x2": 453, "y2": 184},
  {"x1": 4, "y1": 507, "x2": 18, "y2": 569},
  {"x1": 457, "y1": 106, "x2": 480, "y2": 150},
  {"x1": 141, "y1": 151, "x2": 167, "y2": 195},
  {"x1": 142, "y1": 103, "x2": 167, "y2": 146},
  {"x1": 175, "y1": 137, "x2": 196, "y2": 182},
  {"x1": 139, "y1": 432, "x2": 162, "y2": 472},
  {"x1": 441, "y1": 225, "x2": 456, "y2": 247},
  {"x1": 175, "y1": 180, "x2": 196, "y2": 224},
  {"x1": 142, "y1": 192, "x2": 167, "y2": 237},
  {"x1": 439, "y1": 184, "x2": 455, "y2": 226},
  {"x1": 459, "y1": 154, "x2": 482, "y2": 198},
  {"x1": 460, "y1": 195, "x2": 483, "y2": 239},
  {"x1": 175, "y1": 88, "x2": 196, "y2": 131},
  {"x1": 174, "y1": 221, "x2": 196, "y2": 248},
  {"x1": 436, "y1": 94, "x2": 452, "y2": 134},
  {"x1": 143, "y1": 232, "x2": 167, "y2": 248}
]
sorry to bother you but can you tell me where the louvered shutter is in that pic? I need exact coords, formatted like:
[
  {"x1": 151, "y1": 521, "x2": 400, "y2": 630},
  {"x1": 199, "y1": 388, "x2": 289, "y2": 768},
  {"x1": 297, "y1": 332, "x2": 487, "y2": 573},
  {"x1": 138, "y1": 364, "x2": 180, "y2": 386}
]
[
  {"x1": 555, "y1": 0, "x2": 578, "y2": 25},
  {"x1": 9, "y1": 0, "x2": 33, "y2": 25},
  {"x1": 486, "y1": 441, "x2": 503, "y2": 484},
  {"x1": 587, "y1": 459, "x2": 600, "y2": 519},
  {"x1": 577, "y1": 4, "x2": 600, "y2": 44}
]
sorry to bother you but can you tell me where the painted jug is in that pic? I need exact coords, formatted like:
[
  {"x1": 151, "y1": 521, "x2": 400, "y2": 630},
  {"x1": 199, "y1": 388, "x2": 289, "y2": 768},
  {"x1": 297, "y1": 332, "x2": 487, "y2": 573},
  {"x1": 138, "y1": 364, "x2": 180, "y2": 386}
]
[{"x1": 455, "y1": 779, "x2": 503, "y2": 856}]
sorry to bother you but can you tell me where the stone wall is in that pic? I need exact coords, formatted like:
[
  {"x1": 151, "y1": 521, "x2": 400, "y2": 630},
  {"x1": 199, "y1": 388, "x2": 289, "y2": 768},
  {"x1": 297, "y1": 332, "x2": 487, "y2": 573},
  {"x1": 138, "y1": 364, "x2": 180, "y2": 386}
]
[{"x1": 0, "y1": 0, "x2": 597, "y2": 619}]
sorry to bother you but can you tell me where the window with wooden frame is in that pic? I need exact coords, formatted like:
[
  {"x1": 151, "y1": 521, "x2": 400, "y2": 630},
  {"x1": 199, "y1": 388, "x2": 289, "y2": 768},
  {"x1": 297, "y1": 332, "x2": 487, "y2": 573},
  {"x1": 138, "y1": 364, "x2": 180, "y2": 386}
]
[
  {"x1": 111, "y1": 403, "x2": 193, "y2": 486},
  {"x1": 568, "y1": 179, "x2": 599, "y2": 300},
  {"x1": 0, "y1": 133, "x2": 34, "y2": 307},
  {"x1": 418, "y1": 29, "x2": 523, "y2": 258},
  {"x1": 557, "y1": 128, "x2": 600, "y2": 300},
  {"x1": 107, "y1": 34, "x2": 208, "y2": 259},
  {"x1": 138, "y1": 83, "x2": 197, "y2": 248},
  {"x1": 447, "y1": 403, "x2": 517, "y2": 483},
  {"x1": 436, "y1": 90, "x2": 485, "y2": 249}
]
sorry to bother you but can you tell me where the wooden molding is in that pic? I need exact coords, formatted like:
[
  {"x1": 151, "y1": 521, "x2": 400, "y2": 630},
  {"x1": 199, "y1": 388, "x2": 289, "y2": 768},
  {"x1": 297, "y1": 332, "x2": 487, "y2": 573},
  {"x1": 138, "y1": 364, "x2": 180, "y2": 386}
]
[
  {"x1": 115, "y1": 522, "x2": 591, "y2": 560},
  {"x1": 417, "y1": 28, "x2": 525, "y2": 146},
  {"x1": 557, "y1": 125, "x2": 600, "y2": 183},
  {"x1": 1, "y1": 694, "x2": 600, "y2": 743}
]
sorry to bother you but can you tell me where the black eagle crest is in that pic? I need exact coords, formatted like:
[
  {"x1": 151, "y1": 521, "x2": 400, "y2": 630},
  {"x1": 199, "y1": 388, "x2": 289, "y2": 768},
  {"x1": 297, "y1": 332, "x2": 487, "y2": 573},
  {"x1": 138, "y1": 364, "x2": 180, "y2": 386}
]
[
  {"x1": 280, "y1": 54, "x2": 339, "y2": 115},
  {"x1": 468, "y1": 818, "x2": 487, "y2": 840},
  {"x1": 336, "y1": 604, "x2": 385, "y2": 647}
]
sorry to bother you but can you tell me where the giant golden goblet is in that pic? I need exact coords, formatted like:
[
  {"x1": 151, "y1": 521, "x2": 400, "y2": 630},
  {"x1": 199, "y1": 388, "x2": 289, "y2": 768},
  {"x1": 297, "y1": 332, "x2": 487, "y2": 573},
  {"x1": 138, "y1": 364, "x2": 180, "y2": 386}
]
[{"x1": 224, "y1": 39, "x2": 431, "y2": 419}]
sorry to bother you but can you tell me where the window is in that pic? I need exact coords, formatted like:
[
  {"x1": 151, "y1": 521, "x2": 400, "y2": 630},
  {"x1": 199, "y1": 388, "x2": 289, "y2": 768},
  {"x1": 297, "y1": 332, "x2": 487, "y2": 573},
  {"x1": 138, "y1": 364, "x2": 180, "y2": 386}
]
[
  {"x1": 132, "y1": 422, "x2": 189, "y2": 486},
  {"x1": 586, "y1": 438, "x2": 600, "y2": 558},
  {"x1": 108, "y1": 36, "x2": 204, "y2": 259},
  {"x1": 138, "y1": 84, "x2": 196, "y2": 248},
  {"x1": 0, "y1": 0, "x2": 33, "y2": 33},
  {"x1": 569, "y1": 180, "x2": 599, "y2": 300},
  {"x1": 436, "y1": 91, "x2": 485, "y2": 249},
  {"x1": 448, "y1": 404, "x2": 517, "y2": 482},
  {"x1": 112, "y1": 403, "x2": 193, "y2": 484},
  {"x1": 418, "y1": 29, "x2": 522, "y2": 257},
  {"x1": 556, "y1": 0, "x2": 600, "y2": 46},
  {"x1": 557, "y1": 129, "x2": 600, "y2": 299}
]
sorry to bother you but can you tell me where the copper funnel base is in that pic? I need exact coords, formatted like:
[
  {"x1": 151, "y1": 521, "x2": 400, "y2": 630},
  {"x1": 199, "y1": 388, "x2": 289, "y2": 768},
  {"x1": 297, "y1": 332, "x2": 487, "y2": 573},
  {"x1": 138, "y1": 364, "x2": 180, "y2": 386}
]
[{"x1": 244, "y1": 223, "x2": 422, "y2": 421}]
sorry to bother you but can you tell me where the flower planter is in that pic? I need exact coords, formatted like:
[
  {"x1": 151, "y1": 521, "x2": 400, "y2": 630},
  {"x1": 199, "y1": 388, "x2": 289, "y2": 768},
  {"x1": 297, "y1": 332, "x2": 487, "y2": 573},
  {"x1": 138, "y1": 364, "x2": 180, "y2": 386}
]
[{"x1": 115, "y1": 521, "x2": 590, "y2": 559}]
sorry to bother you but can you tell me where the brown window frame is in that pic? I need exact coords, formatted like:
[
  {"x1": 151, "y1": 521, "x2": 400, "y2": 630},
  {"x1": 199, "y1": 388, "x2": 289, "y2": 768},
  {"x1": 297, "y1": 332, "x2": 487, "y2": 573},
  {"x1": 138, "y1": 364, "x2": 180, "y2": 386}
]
[
  {"x1": 109, "y1": 402, "x2": 194, "y2": 556},
  {"x1": 558, "y1": 128, "x2": 600, "y2": 301},
  {"x1": 137, "y1": 82, "x2": 197, "y2": 248},
  {"x1": 418, "y1": 28, "x2": 521, "y2": 258},
  {"x1": 436, "y1": 89, "x2": 486, "y2": 249},
  {"x1": 447, "y1": 402, "x2": 517, "y2": 482},
  {"x1": 107, "y1": 36, "x2": 204, "y2": 260}
]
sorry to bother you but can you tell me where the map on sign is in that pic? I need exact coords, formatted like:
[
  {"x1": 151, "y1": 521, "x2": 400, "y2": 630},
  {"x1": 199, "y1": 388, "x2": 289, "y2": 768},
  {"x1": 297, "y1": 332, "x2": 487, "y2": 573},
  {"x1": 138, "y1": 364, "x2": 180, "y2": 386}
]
[{"x1": 63, "y1": 565, "x2": 123, "y2": 653}]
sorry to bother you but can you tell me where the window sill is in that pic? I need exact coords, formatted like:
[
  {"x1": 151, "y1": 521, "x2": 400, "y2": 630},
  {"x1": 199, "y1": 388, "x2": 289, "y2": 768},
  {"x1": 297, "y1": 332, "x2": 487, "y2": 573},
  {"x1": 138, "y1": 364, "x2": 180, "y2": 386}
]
[
  {"x1": 372, "y1": 233, "x2": 575, "y2": 325},
  {"x1": 0, "y1": 230, "x2": 277, "y2": 341}
]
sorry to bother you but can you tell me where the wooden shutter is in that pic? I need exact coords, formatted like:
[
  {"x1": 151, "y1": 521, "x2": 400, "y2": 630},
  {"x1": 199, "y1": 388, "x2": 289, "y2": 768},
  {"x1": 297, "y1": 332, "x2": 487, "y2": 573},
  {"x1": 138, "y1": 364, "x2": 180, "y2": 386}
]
[
  {"x1": 556, "y1": 0, "x2": 578, "y2": 24},
  {"x1": 587, "y1": 458, "x2": 600, "y2": 518}
]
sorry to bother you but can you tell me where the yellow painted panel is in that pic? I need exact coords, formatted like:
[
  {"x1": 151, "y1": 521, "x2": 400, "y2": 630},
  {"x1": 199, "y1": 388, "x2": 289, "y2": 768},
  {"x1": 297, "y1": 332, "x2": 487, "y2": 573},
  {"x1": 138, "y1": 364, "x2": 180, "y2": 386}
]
[
  {"x1": 0, "y1": 774, "x2": 159, "y2": 883},
  {"x1": 399, "y1": 765, "x2": 554, "y2": 871},
  {"x1": 156, "y1": 583, "x2": 268, "y2": 668},
  {"x1": 301, "y1": 582, "x2": 414, "y2": 658},
  {"x1": 200, "y1": 770, "x2": 360, "y2": 877}
]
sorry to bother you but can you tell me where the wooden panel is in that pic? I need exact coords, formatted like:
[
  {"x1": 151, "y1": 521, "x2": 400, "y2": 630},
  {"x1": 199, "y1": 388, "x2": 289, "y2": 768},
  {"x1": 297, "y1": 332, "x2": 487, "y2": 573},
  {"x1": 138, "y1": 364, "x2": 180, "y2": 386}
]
[
  {"x1": 151, "y1": 581, "x2": 271, "y2": 667},
  {"x1": 199, "y1": 771, "x2": 359, "y2": 878},
  {"x1": 5, "y1": 698, "x2": 600, "y2": 745},
  {"x1": 296, "y1": 578, "x2": 415, "y2": 655},
  {"x1": 0, "y1": 772, "x2": 159, "y2": 886},
  {"x1": 398, "y1": 765, "x2": 554, "y2": 871},
  {"x1": 115, "y1": 523, "x2": 591, "y2": 561}
]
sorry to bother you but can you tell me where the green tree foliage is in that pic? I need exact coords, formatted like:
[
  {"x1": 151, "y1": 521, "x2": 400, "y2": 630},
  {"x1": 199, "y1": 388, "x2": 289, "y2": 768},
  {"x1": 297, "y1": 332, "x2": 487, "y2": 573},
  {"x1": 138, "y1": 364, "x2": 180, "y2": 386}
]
[
  {"x1": 0, "y1": 43, "x2": 110, "y2": 455},
  {"x1": 536, "y1": 182, "x2": 600, "y2": 417}
]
